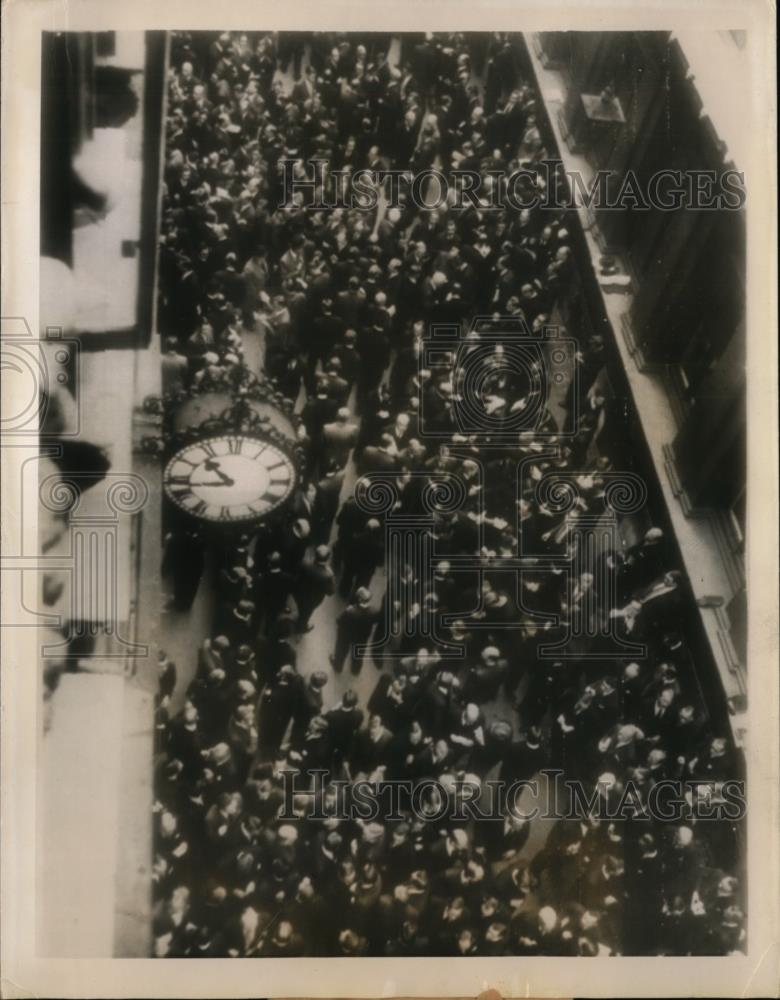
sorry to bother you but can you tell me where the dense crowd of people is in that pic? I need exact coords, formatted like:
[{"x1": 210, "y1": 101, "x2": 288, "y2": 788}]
[{"x1": 151, "y1": 30, "x2": 745, "y2": 957}]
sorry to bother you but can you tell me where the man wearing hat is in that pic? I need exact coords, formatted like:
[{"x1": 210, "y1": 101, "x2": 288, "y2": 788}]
[
  {"x1": 293, "y1": 545, "x2": 336, "y2": 633},
  {"x1": 225, "y1": 597, "x2": 256, "y2": 646},
  {"x1": 306, "y1": 295, "x2": 344, "y2": 390},
  {"x1": 356, "y1": 319, "x2": 391, "y2": 409},
  {"x1": 230, "y1": 644, "x2": 257, "y2": 684},
  {"x1": 429, "y1": 827, "x2": 470, "y2": 874},
  {"x1": 259, "y1": 918, "x2": 304, "y2": 957},
  {"x1": 280, "y1": 517, "x2": 312, "y2": 572},
  {"x1": 352, "y1": 714, "x2": 393, "y2": 777},
  {"x1": 311, "y1": 464, "x2": 345, "y2": 544},
  {"x1": 240, "y1": 247, "x2": 269, "y2": 326},
  {"x1": 331, "y1": 587, "x2": 378, "y2": 674},
  {"x1": 189, "y1": 661, "x2": 233, "y2": 738},
  {"x1": 289, "y1": 875, "x2": 331, "y2": 956},
  {"x1": 336, "y1": 275, "x2": 365, "y2": 328},
  {"x1": 204, "y1": 790, "x2": 245, "y2": 853},
  {"x1": 166, "y1": 700, "x2": 205, "y2": 784},
  {"x1": 338, "y1": 517, "x2": 384, "y2": 599},
  {"x1": 325, "y1": 689, "x2": 364, "y2": 773},
  {"x1": 301, "y1": 377, "x2": 341, "y2": 474},
  {"x1": 290, "y1": 670, "x2": 329, "y2": 744},
  {"x1": 217, "y1": 562, "x2": 252, "y2": 608},
  {"x1": 464, "y1": 645, "x2": 508, "y2": 703},
  {"x1": 253, "y1": 550, "x2": 296, "y2": 627},
  {"x1": 332, "y1": 328, "x2": 361, "y2": 389},
  {"x1": 320, "y1": 356, "x2": 350, "y2": 406},
  {"x1": 321, "y1": 407, "x2": 359, "y2": 472},
  {"x1": 257, "y1": 665, "x2": 303, "y2": 757},
  {"x1": 161, "y1": 337, "x2": 190, "y2": 395},
  {"x1": 358, "y1": 431, "x2": 398, "y2": 475},
  {"x1": 201, "y1": 741, "x2": 240, "y2": 795},
  {"x1": 421, "y1": 668, "x2": 461, "y2": 735},
  {"x1": 621, "y1": 526, "x2": 667, "y2": 597},
  {"x1": 336, "y1": 927, "x2": 368, "y2": 956}
]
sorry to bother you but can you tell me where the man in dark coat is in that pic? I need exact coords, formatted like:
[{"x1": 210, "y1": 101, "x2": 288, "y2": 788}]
[
  {"x1": 257, "y1": 665, "x2": 303, "y2": 756},
  {"x1": 312, "y1": 466, "x2": 345, "y2": 544},
  {"x1": 325, "y1": 689, "x2": 364, "y2": 774},
  {"x1": 294, "y1": 545, "x2": 336, "y2": 632},
  {"x1": 290, "y1": 670, "x2": 329, "y2": 745},
  {"x1": 358, "y1": 434, "x2": 398, "y2": 475},
  {"x1": 321, "y1": 408, "x2": 360, "y2": 472},
  {"x1": 338, "y1": 518, "x2": 384, "y2": 599},
  {"x1": 331, "y1": 587, "x2": 378, "y2": 674},
  {"x1": 621, "y1": 527, "x2": 668, "y2": 598}
]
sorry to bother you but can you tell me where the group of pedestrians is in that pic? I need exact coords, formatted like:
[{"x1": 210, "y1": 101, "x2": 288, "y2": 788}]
[{"x1": 151, "y1": 30, "x2": 745, "y2": 958}]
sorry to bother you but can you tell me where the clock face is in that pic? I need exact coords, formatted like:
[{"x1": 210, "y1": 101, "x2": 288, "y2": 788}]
[{"x1": 163, "y1": 434, "x2": 297, "y2": 522}]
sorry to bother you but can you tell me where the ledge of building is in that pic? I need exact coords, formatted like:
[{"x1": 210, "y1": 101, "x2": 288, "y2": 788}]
[{"x1": 525, "y1": 33, "x2": 747, "y2": 743}]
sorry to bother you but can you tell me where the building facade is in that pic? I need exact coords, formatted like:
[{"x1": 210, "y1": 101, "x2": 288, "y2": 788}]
[{"x1": 528, "y1": 30, "x2": 747, "y2": 744}]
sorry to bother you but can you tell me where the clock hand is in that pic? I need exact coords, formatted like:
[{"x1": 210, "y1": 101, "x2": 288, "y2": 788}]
[
  {"x1": 203, "y1": 458, "x2": 233, "y2": 484},
  {"x1": 189, "y1": 477, "x2": 236, "y2": 487}
]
